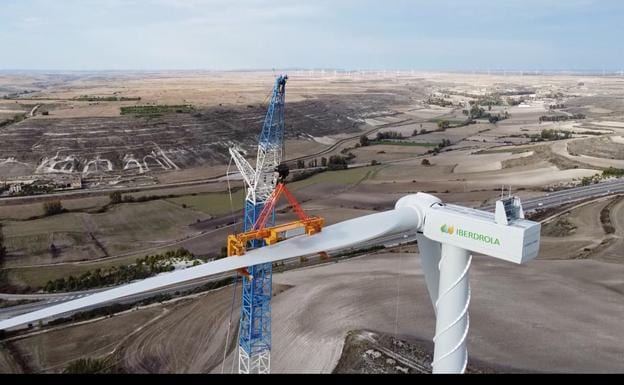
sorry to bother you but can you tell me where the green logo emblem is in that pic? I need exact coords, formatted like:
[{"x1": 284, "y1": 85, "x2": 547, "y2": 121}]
[{"x1": 440, "y1": 224, "x2": 500, "y2": 246}]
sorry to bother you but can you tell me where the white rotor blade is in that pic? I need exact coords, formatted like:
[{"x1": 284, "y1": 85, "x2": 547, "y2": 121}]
[{"x1": 0, "y1": 206, "x2": 419, "y2": 331}]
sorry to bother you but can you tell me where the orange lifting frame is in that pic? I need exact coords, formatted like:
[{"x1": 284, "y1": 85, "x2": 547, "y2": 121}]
[{"x1": 227, "y1": 183, "x2": 325, "y2": 278}]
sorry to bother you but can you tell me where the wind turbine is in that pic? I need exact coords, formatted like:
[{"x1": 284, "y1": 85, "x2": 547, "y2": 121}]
[{"x1": 0, "y1": 193, "x2": 540, "y2": 373}]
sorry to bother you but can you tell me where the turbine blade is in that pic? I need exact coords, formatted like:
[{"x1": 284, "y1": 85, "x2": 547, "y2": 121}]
[{"x1": 0, "y1": 206, "x2": 419, "y2": 331}]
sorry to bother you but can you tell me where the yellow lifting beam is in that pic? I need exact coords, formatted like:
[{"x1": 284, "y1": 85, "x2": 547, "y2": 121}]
[{"x1": 227, "y1": 217, "x2": 324, "y2": 258}]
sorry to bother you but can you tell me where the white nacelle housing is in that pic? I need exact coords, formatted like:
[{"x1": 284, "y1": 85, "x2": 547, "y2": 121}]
[{"x1": 423, "y1": 204, "x2": 541, "y2": 264}]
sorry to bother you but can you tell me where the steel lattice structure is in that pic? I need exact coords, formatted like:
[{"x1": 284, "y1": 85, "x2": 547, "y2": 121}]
[{"x1": 229, "y1": 75, "x2": 288, "y2": 373}]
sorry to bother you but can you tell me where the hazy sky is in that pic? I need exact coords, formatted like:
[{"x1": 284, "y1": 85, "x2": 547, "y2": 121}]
[{"x1": 2, "y1": 0, "x2": 623, "y2": 71}]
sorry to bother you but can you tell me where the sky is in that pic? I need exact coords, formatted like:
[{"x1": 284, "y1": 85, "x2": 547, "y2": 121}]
[{"x1": 1, "y1": 0, "x2": 623, "y2": 71}]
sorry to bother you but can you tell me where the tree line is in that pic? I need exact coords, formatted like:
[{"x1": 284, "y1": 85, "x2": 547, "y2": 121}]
[
  {"x1": 43, "y1": 249, "x2": 198, "y2": 292},
  {"x1": 295, "y1": 154, "x2": 353, "y2": 171},
  {"x1": 539, "y1": 114, "x2": 585, "y2": 122},
  {"x1": 529, "y1": 129, "x2": 573, "y2": 142}
]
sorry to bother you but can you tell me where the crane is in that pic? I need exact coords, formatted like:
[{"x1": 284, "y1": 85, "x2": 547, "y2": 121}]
[
  {"x1": 228, "y1": 74, "x2": 287, "y2": 374},
  {"x1": 0, "y1": 192, "x2": 541, "y2": 373}
]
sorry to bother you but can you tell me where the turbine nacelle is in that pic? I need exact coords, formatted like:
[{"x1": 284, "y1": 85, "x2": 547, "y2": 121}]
[{"x1": 396, "y1": 192, "x2": 541, "y2": 264}]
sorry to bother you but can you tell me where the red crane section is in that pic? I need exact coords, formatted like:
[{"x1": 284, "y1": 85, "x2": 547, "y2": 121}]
[
  {"x1": 227, "y1": 182, "x2": 325, "y2": 279},
  {"x1": 252, "y1": 182, "x2": 310, "y2": 230}
]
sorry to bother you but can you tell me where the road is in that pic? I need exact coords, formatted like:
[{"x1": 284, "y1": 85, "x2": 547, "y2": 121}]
[
  {"x1": 286, "y1": 118, "x2": 419, "y2": 163},
  {"x1": 481, "y1": 178, "x2": 624, "y2": 212},
  {"x1": 29, "y1": 104, "x2": 41, "y2": 117},
  {"x1": 1, "y1": 178, "x2": 622, "y2": 324}
]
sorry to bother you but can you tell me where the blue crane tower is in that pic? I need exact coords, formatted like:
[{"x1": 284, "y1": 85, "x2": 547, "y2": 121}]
[{"x1": 229, "y1": 74, "x2": 288, "y2": 373}]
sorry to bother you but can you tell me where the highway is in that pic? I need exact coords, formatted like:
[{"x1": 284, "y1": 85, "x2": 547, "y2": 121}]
[
  {"x1": 0, "y1": 177, "x2": 622, "y2": 325},
  {"x1": 481, "y1": 178, "x2": 624, "y2": 212}
]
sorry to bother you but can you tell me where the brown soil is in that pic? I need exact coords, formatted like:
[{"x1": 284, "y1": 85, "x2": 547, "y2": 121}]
[
  {"x1": 541, "y1": 214, "x2": 577, "y2": 237},
  {"x1": 568, "y1": 136, "x2": 624, "y2": 160}
]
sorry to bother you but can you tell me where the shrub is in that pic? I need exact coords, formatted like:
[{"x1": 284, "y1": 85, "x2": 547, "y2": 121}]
[
  {"x1": 328, "y1": 155, "x2": 348, "y2": 170},
  {"x1": 109, "y1": 191, "x2": 122, "y2": 204},
  {"x1": 43, "y1": 200, "x2": 64, "y2": 216},
  {"x1": 437, "y1": 120, "x2": 450, "y2": 129}
]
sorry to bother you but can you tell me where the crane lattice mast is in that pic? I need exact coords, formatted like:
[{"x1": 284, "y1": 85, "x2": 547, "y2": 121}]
[{"x1": 228, "y1": 74, "x2": 288, "y2": 374}]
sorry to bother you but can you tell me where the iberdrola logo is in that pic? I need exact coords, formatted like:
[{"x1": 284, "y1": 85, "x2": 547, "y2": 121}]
[
  {"x1": 440, "y1": 224, "x2": 501, "y2": 246},
  {"x1": 440, "y1": 224, "x2": 455, "y2": 235}
]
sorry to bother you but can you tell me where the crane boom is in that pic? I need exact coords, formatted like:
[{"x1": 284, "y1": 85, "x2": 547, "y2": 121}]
[
  {"x1": 253, "y1": 75, "x2": 287, "y2": 203},
  {"x1": 229, "y1": 75, "x2": 288, "y2": 374}
]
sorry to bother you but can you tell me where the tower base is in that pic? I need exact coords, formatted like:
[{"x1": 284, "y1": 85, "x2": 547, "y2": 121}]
[{"x1": 238, "y1": 346, "x2": 270, "y2": 374}]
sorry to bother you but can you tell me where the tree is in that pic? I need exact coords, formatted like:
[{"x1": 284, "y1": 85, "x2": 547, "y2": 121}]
[
  {"x1": 109, "y1": 191, "x2": 122, "y2": 204},
  {"x1": 359, "y1": 135, "x2": 370, "y2": 146},
  {"x1": 419, "y1": 128, "x2": 428, "y2": 135},
  {"x1": 328, "y1": 155, "x2": 348, "y2": 170},
  {"x1": 439, "y1": 138, "x2": 451, "y2": 148},
  {"x1": 376, "y1": 131, "x2": 403, "y2": 140},
  {"x1": 421, "y1": 159, "x2": 431, "y2": 166},
  {"x1": 470, "y1": 103, "x2": 485, "y2": 119},
  {"x1": 43, "y1": 200, "x2": 63, "y2": 216},
  {"x1": 50, "y1": 243, "x2": 60, "y2": 258},
  {"x1": 437, "y1": 120, "x2": 450, "y2": 129},
  {"x1": 370, "y1": 160, "x2": 379, "y2": 166}
]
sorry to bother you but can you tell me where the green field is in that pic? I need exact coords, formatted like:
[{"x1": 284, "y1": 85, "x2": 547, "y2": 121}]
[
  {"x1": 371, "y1": 140, "x2": 437, "y2": 147},
  {"x1": 167, "y1": 189, "x2": 246, "y2": 216},
  {"x1": 0, "y1": 195, "x2": 109, "y2": 221},
  {"x1": 6, "y1": 245, "x2": 180, "y2": 289},
  {"x1": 289, "y1": 165, "x2": 382, "y2": 190},
  {"x1": 428, "y1": 116, "x2": 467, "y2": 124},
  {"x1": 75, "y1": 95, "x2": 141, "y2": 102},
  {"x1": 120, "y1": 104, "x2": 194, "y2": 116},
  {"x1": 3, "y1": 213, "x2": 84, "y2": 239},
  {"x1": 91, "y1": 200, "x2": 207, "y2": 255},
  {"x1": 2, "y1": 200, "x2": 208, "y2": 268}
]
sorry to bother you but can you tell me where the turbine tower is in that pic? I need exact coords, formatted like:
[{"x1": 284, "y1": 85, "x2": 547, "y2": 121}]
[{"x1": 229, "y1": 74, "x2": 288, "y2": 373}]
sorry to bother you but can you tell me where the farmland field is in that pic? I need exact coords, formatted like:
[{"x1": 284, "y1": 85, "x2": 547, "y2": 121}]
[{"x1": 2, "y1": 200, "x2": 208, "y2": 269}]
